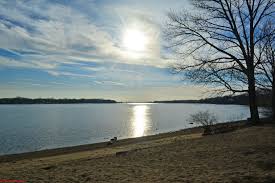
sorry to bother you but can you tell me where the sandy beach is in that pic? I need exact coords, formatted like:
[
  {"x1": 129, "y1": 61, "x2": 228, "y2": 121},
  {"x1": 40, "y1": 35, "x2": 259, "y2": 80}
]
[{"x1": 0, "y1": 121, "x2": 274, "y2": 183}]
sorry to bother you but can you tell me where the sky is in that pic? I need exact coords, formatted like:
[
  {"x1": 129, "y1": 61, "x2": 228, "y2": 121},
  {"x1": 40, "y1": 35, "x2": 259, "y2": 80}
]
[{"x1": 0, "y1": 0, "x2": 207, "y2": 102}]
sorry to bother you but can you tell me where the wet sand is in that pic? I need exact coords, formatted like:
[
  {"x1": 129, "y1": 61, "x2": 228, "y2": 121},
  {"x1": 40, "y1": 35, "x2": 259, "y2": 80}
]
[{"x1": 0, "y1": 121, "x2": 274, "y2": 182}]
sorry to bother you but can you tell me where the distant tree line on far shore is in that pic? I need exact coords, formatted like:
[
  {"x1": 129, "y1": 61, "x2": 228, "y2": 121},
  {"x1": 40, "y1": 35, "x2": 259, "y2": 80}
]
[
  {"x1": 0, "y1": 97, "x2": 117, "y2": 104},
  {"x1": 154, "y1": 91, "x2": 271, "y2": 107}
]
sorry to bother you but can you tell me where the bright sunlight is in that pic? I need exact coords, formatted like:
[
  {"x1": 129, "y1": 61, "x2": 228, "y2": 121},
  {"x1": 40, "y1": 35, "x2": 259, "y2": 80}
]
[{"x1": 123, "y1": 28, "x2": 148, "y2": 52}]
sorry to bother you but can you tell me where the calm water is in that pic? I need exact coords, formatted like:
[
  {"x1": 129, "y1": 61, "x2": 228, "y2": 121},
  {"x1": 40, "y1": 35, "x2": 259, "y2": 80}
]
[{"x1": 0, "y1": 103, "x2": 255, "y2": 155}]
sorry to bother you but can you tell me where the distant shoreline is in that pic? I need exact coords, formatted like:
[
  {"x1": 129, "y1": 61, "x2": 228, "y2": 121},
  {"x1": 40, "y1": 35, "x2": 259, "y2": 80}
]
[
  {"x1": 153, "y1": 92, "x2": 271, "y2": 107},
  {"x1": 0, "y1": 97, "x2": 118, "y2": 104},
  {"x1": 0, "y1": 92, "x2": 271, "y2": 106}
]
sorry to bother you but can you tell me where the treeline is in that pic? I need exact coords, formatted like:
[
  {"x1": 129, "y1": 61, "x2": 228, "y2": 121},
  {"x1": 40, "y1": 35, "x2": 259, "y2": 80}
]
[
  {"x1": 154, "y1": 92, "x2": 271, "y2": 107},
  {"x1": 0, "y1": 97, "x2": 117, "y2": 104}
]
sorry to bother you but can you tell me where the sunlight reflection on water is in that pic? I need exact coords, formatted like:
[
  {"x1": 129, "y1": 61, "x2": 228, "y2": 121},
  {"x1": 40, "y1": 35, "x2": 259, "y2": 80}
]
[
  {"x1": 0, "y1": 104, "x2": 255, "y2": 155},
  {"x1": 131, "y1": 104, "x2": 151, "y2": 137}
]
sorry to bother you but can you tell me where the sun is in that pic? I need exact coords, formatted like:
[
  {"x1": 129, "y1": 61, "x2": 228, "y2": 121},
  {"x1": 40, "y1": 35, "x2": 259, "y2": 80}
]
[{"x1": 123, "y1": 29, "x2": 148, "y2": 52}]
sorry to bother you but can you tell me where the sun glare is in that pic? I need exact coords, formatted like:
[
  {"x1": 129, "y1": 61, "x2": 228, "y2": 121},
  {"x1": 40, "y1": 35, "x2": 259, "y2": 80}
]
[
  {"x1": 131, "y1": 105, "x2": 149, "y2": 137},
  {"x1": 123, "y1": 29, "x2": 148, "y2": 52}
]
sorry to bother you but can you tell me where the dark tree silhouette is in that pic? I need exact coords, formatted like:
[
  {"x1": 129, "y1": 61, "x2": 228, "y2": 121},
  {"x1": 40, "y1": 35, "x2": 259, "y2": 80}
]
[
  {"x1": 255, "y1": 21, "x2": 275, "y2": 119},
  {"x1": 165, "y1": 0, "x2": 274, "y2": 122}
]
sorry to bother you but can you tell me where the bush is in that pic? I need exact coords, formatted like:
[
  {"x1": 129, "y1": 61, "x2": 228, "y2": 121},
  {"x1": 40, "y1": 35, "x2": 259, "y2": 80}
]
[
  {"x1": 261, "y1": 107, "x2": 272, "y2": 118},
  {"x1": 188, "y1": 110, "x2": 217, "y2": 134}
]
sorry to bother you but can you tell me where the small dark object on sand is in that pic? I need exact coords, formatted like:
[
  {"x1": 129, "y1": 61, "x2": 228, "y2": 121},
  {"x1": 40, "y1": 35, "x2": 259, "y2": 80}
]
[
  {"x1": 116, "y1": 151, "x2": 128, "y2": 156},
  {"x1": 42, "y1": 165, "x2": 56, "y2": 170},
  {"x1": 107, "y1": 137, "x2": 117, "y2": 145}
]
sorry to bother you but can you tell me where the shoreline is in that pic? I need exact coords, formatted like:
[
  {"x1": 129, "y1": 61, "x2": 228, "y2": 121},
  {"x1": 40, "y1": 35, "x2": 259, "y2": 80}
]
[
  {"x1": 1, "y1": 119, "x2": 274, "y2": 182},
  {"x1": 0, "y1": 120, "x2": 249, "y2": 163}
]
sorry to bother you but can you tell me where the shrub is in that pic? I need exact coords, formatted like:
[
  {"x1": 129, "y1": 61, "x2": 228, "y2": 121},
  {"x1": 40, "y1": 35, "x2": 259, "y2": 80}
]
[{"x1": 188, "y1": 110, "x2": 217, "y2": 134}]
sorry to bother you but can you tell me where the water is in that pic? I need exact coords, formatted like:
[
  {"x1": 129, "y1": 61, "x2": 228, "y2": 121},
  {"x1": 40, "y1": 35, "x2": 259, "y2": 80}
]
[{"x1": 0, "y1": 103, "x2": 255, "y2": 155}]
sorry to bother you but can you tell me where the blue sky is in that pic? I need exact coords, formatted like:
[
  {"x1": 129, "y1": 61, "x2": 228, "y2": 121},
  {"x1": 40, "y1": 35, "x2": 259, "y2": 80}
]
[{"x1": 0, "y1": 0, "x2": 206, "y2": 102}]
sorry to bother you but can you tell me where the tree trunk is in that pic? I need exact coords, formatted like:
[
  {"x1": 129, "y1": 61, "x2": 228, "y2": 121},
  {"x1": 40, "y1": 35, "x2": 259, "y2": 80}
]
[
  {"x1": 248, "y1": 72, "x2": 260, "y2": 123},
  {"x1": 247, "y1": 13, "x2": 260, "y2": 123},
  {"x1": 272, "y1": 86, "x2": 275, "y2": 121},
  {"x1": 272, "y1": 65, "x2": 275, "y2": 121}
]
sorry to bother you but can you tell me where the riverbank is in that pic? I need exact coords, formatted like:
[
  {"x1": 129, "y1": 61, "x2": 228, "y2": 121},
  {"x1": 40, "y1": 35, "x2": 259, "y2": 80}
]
[{"x1": 0, "y1": 120, "x2": 274, "y2": 182}]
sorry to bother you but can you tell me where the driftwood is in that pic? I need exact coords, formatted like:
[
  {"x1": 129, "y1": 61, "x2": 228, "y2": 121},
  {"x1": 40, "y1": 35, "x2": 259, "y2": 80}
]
[{"x1": 203, "y1": 124, "x2": 239, "y2": 135}]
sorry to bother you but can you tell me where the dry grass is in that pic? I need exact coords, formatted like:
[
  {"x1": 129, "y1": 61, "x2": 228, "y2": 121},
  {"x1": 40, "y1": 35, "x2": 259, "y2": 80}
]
[{"x1": 0, "y1": 123, "x2": 275, "y2": 183}]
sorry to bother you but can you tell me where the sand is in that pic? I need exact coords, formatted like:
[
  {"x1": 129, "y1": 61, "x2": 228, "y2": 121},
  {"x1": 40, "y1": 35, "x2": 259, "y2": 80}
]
[{"x1": 0, "y1": 122, "x2": 274, "y2": 183}]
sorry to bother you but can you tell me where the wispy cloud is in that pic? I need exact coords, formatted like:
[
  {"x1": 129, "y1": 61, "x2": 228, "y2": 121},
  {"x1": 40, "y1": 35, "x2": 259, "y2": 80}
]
[
  {"x1": 47, "y1": 70, "x2": 95, "y2": 78},
  {"x1": 0, "y1": 0, "x2": 205, "y2": 100},
  {"x1": 0, "y1": 0, "x2": 176, "y2": 73},
  {"x1": 93, "y1": 80, "x2": 126, "y2": 86}
]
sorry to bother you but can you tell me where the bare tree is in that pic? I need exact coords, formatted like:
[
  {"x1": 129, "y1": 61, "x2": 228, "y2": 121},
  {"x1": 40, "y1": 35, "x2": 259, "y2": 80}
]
[
  {"x1": 165, "y1": 0, "x2": 274, "y2": 123},
  {"x1": 188, "y1": 110, "x2": 217, "y2": 134},
  {"x1": 255, "y1": 21, "x2": 275, "y2": 119}
]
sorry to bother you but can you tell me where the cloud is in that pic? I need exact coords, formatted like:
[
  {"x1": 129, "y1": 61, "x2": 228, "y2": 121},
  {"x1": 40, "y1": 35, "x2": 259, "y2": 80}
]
[
  {"x1": 0, "y1": 0, "x2": 176, "y2": 75},
  {"x1": 93, "y1": 80, "x2": 126, "y2": 86},
  {"x1": 5, "y1": 81, "x2": 48, "y2": 88},
  {"x1": 48, "y1": 81, "x2": 71, "y2": 86},
  {"x1": 47, "y1": 70, "x2": 95, "y2": 78},
  {"x1": 0, "y1": 0, "x2": 204, "y2": 101},
  {"x1": 0, "y1": 56, "x2": 38, "y2": 69},
  {"x1": 104, "y1": 81, "x2": 126, "y2": 86},
  {"x1": 84, "y1": 67, "x2": 105, "y2": 72}
]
